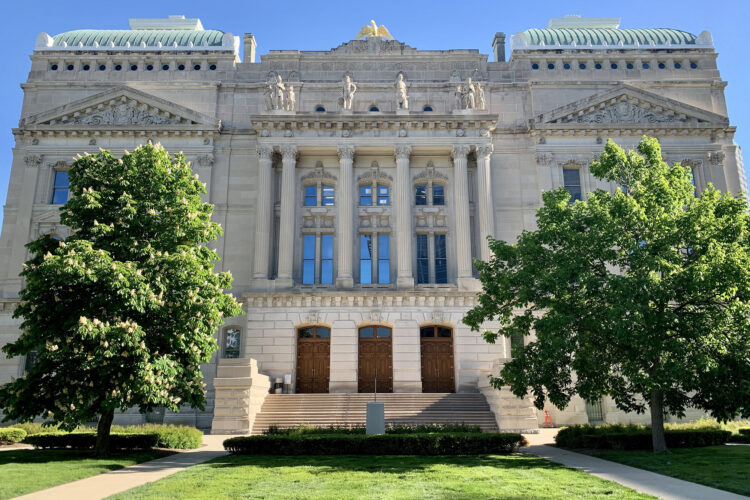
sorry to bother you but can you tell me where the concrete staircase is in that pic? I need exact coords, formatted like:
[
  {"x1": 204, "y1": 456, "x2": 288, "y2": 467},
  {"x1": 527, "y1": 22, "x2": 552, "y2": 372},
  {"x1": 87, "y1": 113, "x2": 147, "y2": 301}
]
[{"x1": 251, "y1": 393, "x2": 499, "y2": 434}]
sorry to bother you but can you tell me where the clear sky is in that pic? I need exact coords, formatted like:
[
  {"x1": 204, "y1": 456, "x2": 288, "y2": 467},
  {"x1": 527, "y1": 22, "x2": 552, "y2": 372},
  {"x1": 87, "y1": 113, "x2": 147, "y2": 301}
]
[{"x1": 1, "y1": 0, "x2": 748, "y2": 227}]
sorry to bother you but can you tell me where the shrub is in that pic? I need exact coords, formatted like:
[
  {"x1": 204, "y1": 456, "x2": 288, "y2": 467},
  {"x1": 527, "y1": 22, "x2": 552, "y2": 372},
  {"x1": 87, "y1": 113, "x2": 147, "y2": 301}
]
[
  {"x1": 739, "y1": 428, "x2": 750, "y2": 436},
  {"x1": 24, "y1": 432, "x2": 159, "y2": 450},
  {"x1": 108, "y1": 424, "x2": 203, "y2": 449},
  {"x1": 8, "y1": 422, "x2": 63, "y2": 436},
  {"x1": 224, "y1": 432, "x2": 526, "y2": 455},
  {"x1": 555, "y1": 424, "x2": 731, "y2": 450},
  {"x1": 0, "y1": 427, "x2": 27, "y2": 444},
  {"x1": 262, "y1": 423, "x2": 483, "y2": 436},
  {"x1": 386, "y1": 424, "x2": 482, "y2": 434}
]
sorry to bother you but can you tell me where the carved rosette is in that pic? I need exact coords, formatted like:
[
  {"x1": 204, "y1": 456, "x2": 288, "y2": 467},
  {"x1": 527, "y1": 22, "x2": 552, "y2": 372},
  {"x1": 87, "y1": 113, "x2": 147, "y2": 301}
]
[
  {"x1": 337, "y1": 146, "x2": 355, "y2": 161},
  {"x1": 394, "y1": 145, "x2": 412, "y2": 161}
]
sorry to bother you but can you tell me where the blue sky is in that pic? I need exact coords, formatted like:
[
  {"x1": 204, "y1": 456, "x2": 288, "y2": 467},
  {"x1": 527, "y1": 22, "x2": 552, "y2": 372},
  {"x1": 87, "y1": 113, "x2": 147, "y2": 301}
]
[{"x1": 1, "y1": 0, "x2": 748, "y2": 226}]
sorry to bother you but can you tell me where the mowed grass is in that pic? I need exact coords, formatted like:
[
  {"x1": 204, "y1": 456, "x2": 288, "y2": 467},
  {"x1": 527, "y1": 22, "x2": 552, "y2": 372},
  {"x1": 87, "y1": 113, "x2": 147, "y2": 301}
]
[
  {"x1": 0, "y1": 449, "x2": 170, "y2": 499},
  {"x1": 110, "y1": 454, "x2": 654, "y2": 500},
  {"x1": 594, "y1": 445, "x2": 750, "y2": 497}
]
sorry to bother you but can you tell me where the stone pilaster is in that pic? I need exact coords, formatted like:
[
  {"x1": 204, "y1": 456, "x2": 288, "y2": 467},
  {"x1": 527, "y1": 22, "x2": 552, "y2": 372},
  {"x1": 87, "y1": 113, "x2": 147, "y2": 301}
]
[
  {"x1": 276, "y1": 145, "x2": 297, "y2": 288},
  {"x1": 336, "y1": 146, "x2": 355, "y2": 288},
  {"x1": 252, "y1": 146, "x2": 274, "y2": 283},
  {"x1": 452, "y1": 145, "x2": 474, "y2": 289},
  {"x1": 475, "y1": 143, "x2": 495, "y2": 262},
  {"x1": 394, "y1": 145, "x2": 414, "y2": 289}
]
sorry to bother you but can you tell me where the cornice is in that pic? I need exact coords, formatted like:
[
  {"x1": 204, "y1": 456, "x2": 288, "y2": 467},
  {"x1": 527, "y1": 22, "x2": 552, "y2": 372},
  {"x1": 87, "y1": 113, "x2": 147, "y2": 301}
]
[{"x1": 243, "y1": 289, "x2": 479, "y2": 308}]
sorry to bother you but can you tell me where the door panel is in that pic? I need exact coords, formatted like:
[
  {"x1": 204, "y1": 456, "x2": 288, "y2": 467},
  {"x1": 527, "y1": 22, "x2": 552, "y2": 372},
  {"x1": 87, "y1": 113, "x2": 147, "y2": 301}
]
[
  {"x1": 358, "y1": 326, "x2": 393, "y2": 393},
  {"x1": 296, "y1": 327, "x2": 330, "y2": 393},
  {"x1": 420, "y1": 326, "x2": 454, "y2": 393}
]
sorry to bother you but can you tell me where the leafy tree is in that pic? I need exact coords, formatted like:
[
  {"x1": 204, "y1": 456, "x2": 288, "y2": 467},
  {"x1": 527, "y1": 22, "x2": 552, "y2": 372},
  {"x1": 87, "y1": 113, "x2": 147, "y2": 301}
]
[
  {"x1": 464, "y1": 136, "x2": 750, "y2": 452},
  {"x1": 0, "y1": 144, "x2": 242, "y2": 455}
]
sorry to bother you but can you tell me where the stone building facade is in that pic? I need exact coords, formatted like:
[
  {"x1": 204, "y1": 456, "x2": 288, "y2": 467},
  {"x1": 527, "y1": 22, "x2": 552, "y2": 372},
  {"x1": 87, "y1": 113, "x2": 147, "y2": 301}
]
[{"x1": 0, "y1": 15, "x2": 744, "y2": 430}]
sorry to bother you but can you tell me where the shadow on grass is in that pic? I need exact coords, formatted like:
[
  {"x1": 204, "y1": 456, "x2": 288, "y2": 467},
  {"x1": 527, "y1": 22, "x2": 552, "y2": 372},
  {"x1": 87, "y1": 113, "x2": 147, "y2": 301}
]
[{"x1": 0, "y1": 449, "x2": 168, "y2": 468}]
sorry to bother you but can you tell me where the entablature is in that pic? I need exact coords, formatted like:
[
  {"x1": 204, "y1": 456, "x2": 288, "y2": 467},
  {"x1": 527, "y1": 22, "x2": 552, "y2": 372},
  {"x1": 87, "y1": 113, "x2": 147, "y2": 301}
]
[{"x1": 243, "y1": 290, "x2": 479, "y2": 309}]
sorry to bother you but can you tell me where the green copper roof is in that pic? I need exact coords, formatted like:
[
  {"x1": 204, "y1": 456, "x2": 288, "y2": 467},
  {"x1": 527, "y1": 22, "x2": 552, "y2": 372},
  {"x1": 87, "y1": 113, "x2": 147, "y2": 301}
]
[
  {"x1": 51, "y1": 29, "x2": 226, "y2": 47},
  {"x1": 523, "y1": 28, "x2": 697, "y2": 46}
]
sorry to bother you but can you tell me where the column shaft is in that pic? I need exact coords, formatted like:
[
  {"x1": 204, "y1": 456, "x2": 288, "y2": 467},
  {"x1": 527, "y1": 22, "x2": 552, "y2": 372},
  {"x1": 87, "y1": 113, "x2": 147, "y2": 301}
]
[
  {"x1": 476, "y1": 144, "x2": 495, "y2": 262},
  {"x1": 395, "y1": 145, "x2": 414, "y2": 288},
  {"x1": 336, "y1": 146, "x2": 355, "y2": 288},
  {"x1": 252, "y1": 146, "x2": 274, "y2": 281},
  {"x1": 452, "y1": 145, "x2": 473, "y2": 283},
  {"x1": 276, "y1": 145, "x2": 297, "y2": 286}
]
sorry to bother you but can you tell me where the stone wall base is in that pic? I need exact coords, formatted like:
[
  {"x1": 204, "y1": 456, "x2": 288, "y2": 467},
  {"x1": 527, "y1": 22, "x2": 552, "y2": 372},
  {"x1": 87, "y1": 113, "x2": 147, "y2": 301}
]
[{"x1": 210, "y1": 357, "x2": 270, "y2": 434}]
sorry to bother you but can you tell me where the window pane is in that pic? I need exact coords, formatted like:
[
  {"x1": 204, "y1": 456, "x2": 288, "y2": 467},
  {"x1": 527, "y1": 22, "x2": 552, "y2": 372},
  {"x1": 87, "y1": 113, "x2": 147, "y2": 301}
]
[
  {"x1": 378, "y1": 234, "x2": 389, "y2": 259},
  {"x1": 303, "y1": 234, "x2": 315, "y2": 284},
  {"x1": 322, "y1": 185, "x2": 335, "y2": 206},
  {"x1": 321, "y1": 235, "x2": 333, "y2": 284},
  {"x1": 320, "y1": 259, "x2": 333, "y2": 284},
  {"x1": 435, "y1": 234, "x2": 447, "y2": 259},
  {"x1": 377, "y1": 234, "x2": 390, "y2": 284},
  {"x1": 316, "y1": 327, "x2": 331, "y2": 338},
  {"x1": 359, "y1": 327, "x2": 374, "y2": 338},
  {"x1": 299, "y1": 327, "x2": 314, "y2": 338},
  {"x1": 420, "y1": 327, "x2": 434, "y2": 338},
  {"x1": 360, "y1": 259, "x2": 372, "y2": 284},
  {"x1": 563, "y1": 169, "x2": 582, "y2": 202},
  {"x1": 54, "y1": 170, "x2": 69, "y2": 187},
  {"x1": 417, "y1": 234, "x2": 429, "y2": 284},
  {"x1": 303, "y1": 234, "x2": 316, "y2": 259},
  {"x1": 360, "y1": 185, "x2": 372, "y2": 206},
  {"x1": 321, "y1": 234, "x2": 333, "y2": 259},
  {"x1": 377, "y1": 327, "x2": 391, "y2": 338},
  {"x1": 52, "y1": 172, "x2": 69, "y2": 204},
  {"x1": 510, "y1": 333, "x2": 524, "y2": 358},
  {"x1": 433, "y1": 185, "x2": 445, "y2": 206},
  {"x1": 52, "y1": 188, "x2": 69, "y2": 205},
  {"x1": 377, "y1": 184, "x2": 389, "y2": 205},
  {"x1": 360, "y1": 234, "x2": 372, "y2": 284},
  {"x1": 24, "y1": 351, "x2": 38, "y2": 372},
  {"x1": 304, "y1": 185, "x2": 317, "y2": 206},
  {"x1": 435, "y1": 234, "x2": 447, "y2": 284},
  {"x1": 437, "y1": 327, "x2": 452, "y2": 338},
  {"x1": 224, "y1": 328, "x2": 241, "y2": 358},
  {"x1": 415, "y1": 184, "x2": 427, "y2": 205}
]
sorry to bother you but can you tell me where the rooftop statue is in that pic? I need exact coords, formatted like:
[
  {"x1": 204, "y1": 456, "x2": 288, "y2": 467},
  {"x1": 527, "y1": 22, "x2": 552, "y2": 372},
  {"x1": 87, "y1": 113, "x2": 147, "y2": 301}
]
[{"x1": 355, "y1": 20, "x2": 393, "y2": 40}]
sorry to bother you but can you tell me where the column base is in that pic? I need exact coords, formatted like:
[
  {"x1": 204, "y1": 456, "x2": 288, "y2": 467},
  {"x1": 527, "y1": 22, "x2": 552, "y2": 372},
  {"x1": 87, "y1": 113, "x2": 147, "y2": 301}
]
[
  {"x1": 274, "y1": 277, "x2": 294, "y2": 289},
  {"x1": 397, "y1": 276, "x2": 414, "y2": 289},
  {"x1": 250, "y1": 277, "x2": 271, "y2": 290},
  {"x1": 458, "y1": 277, "x2": 481, "y2": 291},
  {"x1": 335, "y1": 276, "x2": 354, "y2": 288}
]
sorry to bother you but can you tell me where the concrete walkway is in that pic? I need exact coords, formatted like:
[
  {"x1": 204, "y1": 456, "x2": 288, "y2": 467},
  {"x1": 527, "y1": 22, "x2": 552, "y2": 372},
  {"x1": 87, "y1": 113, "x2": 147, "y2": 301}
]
[
  {"x1": 14, "y1": 435, "x2": 230, "y2": 500},
  {"x1": 521, "y1": 430, "x2": 748, "y2": 500}
]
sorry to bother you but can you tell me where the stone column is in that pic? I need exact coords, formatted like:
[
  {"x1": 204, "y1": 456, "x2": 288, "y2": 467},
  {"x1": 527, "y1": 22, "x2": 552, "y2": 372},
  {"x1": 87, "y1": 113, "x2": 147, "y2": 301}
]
[
  {"x1": 395, "y1": 145, "x2": 414, "y2": 289},
  {"x1": 452, "y1": 145, "x2": 474, "y2": 289},
  {"x1": 475, "y1": 143, "x2": 495, "y2": 262},
  {"x1": 252, "y1": 146, "x2": 274, "y2": 282},
  {"x1": 276, "y1": 145, "x2": 297, "y2": 288},
  {"x1": 336, "y1": 146, "x2": 355, "y2": 288}
]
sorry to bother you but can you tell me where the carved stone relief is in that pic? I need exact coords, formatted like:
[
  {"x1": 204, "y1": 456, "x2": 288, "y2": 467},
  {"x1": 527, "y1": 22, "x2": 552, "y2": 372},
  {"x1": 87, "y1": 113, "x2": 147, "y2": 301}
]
[
  {"x1": 574, "y1": 101, "x2": 689, "y2": 124},
  {"x1": 301, "y1": 161, "x2": 337, "y2": 183},
  {"x1": 57, "y1": 101, "x2": 182, "y2": 126}
]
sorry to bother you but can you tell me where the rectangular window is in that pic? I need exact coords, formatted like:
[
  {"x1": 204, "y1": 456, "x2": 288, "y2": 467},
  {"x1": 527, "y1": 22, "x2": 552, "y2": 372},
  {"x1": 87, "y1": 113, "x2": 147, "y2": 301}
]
[
  {"x1": 434, "y1": 234, "x2": 447, "y2": 284},
  {"x1": 304, "y1": 185, "x2": 317, "y2": 206},
  {"x1": 360, "y1": 234, "x2": 373, "y2": 284},
  {"x1": 322, "y1": 185, "x2": 335, "y2": 206},
  {"x1": 24, "y1": 351, "x2": 38, "y2": 374},
  {"x1": 417, "y1": 234, "x2": 429, "y2": 284},
  {"x1": 377, "y1": 184, "x2": 390, "y2": 205},
  {"x1": 563, "y1": 169, "x2": 582, "y2": 202},
  {"x1": 223, "y1": 328, "x2": 241, "y2": 358},
  {"x1": 302, "y1": 234, "x2": 316, "y2": 284},
  {"x1": 359, "y1": 185, "x2": 372, "y2": 206},
  {"x1": 320, "y1": 234, "x2": 333, "y2": 284},
  {"x1": 432, "y1": 185, "x2": 445, "y2": 206},
  {"x1": 415, "y1": 184, "x2": 427, "y2": 206},
  {"x1": 51, "y1": 171, "x2": 69, "y2": 204},
  {"x1": 378, "y1": 233, "x2": 390, "y2": 284}
]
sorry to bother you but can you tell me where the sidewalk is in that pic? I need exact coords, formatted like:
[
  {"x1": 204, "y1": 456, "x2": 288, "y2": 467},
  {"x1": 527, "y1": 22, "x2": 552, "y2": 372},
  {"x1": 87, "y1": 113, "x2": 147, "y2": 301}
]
[
  {"x1": 521, "y1": 431, "x2": 747, "y2": 500},
  {"x1": 14, "y1": 434, "x2": 231, "y2": 500}
]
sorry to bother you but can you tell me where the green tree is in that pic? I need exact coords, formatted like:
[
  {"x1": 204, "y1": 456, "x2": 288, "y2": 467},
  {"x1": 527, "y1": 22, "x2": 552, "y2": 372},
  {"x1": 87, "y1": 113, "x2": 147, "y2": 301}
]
[
  {"x1": 0, "y1": 144, "x2": 242, "y2": 455},
  {"x1": 464, "y1": 137, "x2": 750, "y2": 452}
]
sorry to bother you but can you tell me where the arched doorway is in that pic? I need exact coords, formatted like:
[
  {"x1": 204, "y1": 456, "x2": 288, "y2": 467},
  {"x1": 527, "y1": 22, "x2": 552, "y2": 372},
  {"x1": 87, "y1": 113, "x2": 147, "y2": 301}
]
[
  {"x1": 420, "y1": 325, "x2": 455, "y2": 393},
  {"x1": 296, "y1": 326, "x2": 330, "y2": 393},
  {"x1": 358, "y1": 326, "x2": 393, "y2": 393}
]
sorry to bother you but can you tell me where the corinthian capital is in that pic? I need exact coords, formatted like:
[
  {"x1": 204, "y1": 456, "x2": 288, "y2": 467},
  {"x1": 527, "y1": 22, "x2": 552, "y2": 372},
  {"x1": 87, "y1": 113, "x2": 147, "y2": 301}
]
[
  {"x1": 256, "y1": 145, "x2": 274, "y2": 160},
  {"x1": 337, "y1": 146, "x2": 355, "y2": 161},
  {"x1": 475, "y1": 143, "x2": 494, "y2": 159},
  {"x1": 394, "y1": 145, "x2": 412, "y2": 160},
  {"x1": 279, "y1": 145, "x2": 298, "y2": 161},
  {"x1": 451, "y1": 145, "x2": 471, "y2": 159}
]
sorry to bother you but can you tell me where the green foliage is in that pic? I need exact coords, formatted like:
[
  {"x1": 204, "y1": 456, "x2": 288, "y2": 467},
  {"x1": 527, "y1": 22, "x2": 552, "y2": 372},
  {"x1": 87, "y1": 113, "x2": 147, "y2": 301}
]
[
  {"x1": 119, "y1": 424, "x2": 202, "y2": 449},
  {"x1": 555, "y1": 424, "x2": 730, "y2": 450},
  {"x1": 0, "y1": 144, "x2": 242, "y2": 435},
  {"x1": 223, "y1": 433, "x2": 526, "y2": 455},
  {"x1": 0, "y1": 427, "x2": 26, "y2": 443},
  {"x1": 262, "y1": 423, "x2": 483, "y2": 436},
  {"x1": 5, "y1": 422, "x2": 55, "y2": 436},
  {"x1": 24, "y1": 433, "x2": 160, "y2": 450},
  {"x1": 739, "y1": 428, "x2": 750, "y2": 436},
  {"x1": 465, "y1": 137, "x2": 750, "y2": 439}
]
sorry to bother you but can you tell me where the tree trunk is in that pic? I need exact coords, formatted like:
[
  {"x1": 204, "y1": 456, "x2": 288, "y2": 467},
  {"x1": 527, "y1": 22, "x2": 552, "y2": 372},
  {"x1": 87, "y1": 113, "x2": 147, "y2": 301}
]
[
  {"x1": 649, "y1": 389, "x2": 668, "y2": 453},
  {"x1": 95, "y1": 408, "x2": 115, "y2": 457}
]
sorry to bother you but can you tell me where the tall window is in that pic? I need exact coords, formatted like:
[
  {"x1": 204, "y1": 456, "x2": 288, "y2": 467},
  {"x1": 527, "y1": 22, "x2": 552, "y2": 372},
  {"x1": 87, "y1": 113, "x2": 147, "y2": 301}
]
[
  {"x1": 563, "y1": 169, "x2": 582, "y2": 202},
  {"x1": 223, "y1": 327, "x2": 241, "y2": 358},
  {"x1": 416, "y1": 233, "x2": 448, "y2": 284},
  {"x1": 360, "y1": 183, "x2": 389, "y2": 206},
  {"x1": 510, "y1": 332, "x2": 524, "y2": 358},
  {"x1": 434, "y1": 234, "x2": 447, "y2": 284},
  {"x1": 359, "y1": 233, "x2": 390, "y2": 284},
  {"x1": 23, "y1": 351, "x2": 38, "y2": 374},
  {"x1": 415, "y1": 183, "x2": 445, "y2": 206},
  {"x1": 51, "y1": 171, "x2": 69, "y2": 204},
  {"x1": 304, "y1": 185, "x2": 317, "y2": 206},
  {"x1": 322, "y1": 185, "x2": 335, "y2": 206},
  {"x1": 432, "y1": 185, "x2": 445, "y2": 206},
  {"x1": 417, "y1": 234, "x2": 429, "y2": 284},
  {"x1": 303, "y1": 234, "x2": 334, "y2": 285}
]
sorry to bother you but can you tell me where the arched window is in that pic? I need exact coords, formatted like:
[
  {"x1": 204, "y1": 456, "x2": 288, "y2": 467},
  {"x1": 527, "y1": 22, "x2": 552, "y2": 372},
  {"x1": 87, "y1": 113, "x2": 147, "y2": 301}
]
[
  {"x1": 222, "y1": 327, "x2": 241, "y2": 358},
  {"x1": 315, "y1": 105, "x2": 326, "y2": 112},
  {"x1": 423, "y1": 105, "x2": 433, "y2": 112},
  {"x1": 369, "y1": 106, "x2": 380, "y2": 112}
]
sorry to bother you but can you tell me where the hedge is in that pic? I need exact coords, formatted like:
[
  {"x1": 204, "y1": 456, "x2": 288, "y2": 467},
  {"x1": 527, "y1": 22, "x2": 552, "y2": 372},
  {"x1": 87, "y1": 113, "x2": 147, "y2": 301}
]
[
  {"x1": 0, "y1": 427, "x2": 27, "y2": 444},
  {"x1": 224, "y1": 432, "x2": 527, "y2": 455},
  {"x1": 117, "y1": 424, "x2": 203, "y2": 449},
  {"x1": 24, "y1": 432, "x2": 159, "y2": 450},
  {"x1": 555, "y1": 425, "x2": 731, "y2": 450},
  {"x1": 263, "y1": 423, "x2": 482, "y2": 436},
  {"x1": 739, "y1": 428, "x2": 750, "y2": 436}
]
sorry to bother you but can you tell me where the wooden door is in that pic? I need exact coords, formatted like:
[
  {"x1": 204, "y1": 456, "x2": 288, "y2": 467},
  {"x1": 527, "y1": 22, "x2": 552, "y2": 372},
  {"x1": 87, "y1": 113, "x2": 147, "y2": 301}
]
[
  {"x1": 358, "y1": 326, "x2": 393, "y2": 393},
  {"x1": 420, "y1": 326, "x2": 455, "y2": 393},
  {"x1": 296, "y1": 326, "x2": 330, "y2": 393}
]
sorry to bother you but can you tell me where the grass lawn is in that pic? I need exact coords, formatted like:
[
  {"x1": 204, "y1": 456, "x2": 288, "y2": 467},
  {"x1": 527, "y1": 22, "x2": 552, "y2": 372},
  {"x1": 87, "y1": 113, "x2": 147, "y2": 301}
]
[
  {"x1": 110, "y1": 454, "x2": 653, "y2": 500},
  {"x1": 594, "y1": 445, "x2": 750, "y2": 497},
  {"x1": 0, "y1": 449, "x2": 170, "y2": 499}
]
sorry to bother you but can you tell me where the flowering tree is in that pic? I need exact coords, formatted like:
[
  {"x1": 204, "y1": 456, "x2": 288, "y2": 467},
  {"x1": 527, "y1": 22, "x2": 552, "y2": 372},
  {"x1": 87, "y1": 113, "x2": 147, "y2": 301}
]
[{"x1": 0, "y1": 144, "x2": 242, "y2": 455}]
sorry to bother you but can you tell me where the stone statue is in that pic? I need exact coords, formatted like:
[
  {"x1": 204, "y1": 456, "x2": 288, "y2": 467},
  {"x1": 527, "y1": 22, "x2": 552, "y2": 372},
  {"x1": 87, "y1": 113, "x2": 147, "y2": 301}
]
[
  {"x1": 340, "y1": 75, "x2": 357, "y2": 110},
  {"x1": 355, "y1": 20, "x2": 393, "y2": 40},
  {"x1": 395, "y1": 73, "x2": 408, "y2": 110},
  {"x1": 284, "y1": 85, "x2": 296, "y2": 111},
  {"x1": 264, "y1": 74, "x2": 287, "y2": 111},
  {"x1": 463, "y1": 77, "x2": 476, "y2": 109},
  {"x1": 475, "y1": 81, "x2": 486, "y2": 110},
  {"x1": 454, "y1": 77, "x2": 484, "y2": 110}
]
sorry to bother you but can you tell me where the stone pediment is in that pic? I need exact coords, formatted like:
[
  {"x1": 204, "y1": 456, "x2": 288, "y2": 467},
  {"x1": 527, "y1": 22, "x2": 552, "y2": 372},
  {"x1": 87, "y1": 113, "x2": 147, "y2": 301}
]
[
  {"x1": 21, "y1": 86, "x2": 221, "y2": 129},
  {"x1": 535, "y1": 85, "x2": 729, "y2": 127},
  {"x1": 330, "y1": 37, "x2": 415, "y2": 55}
]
